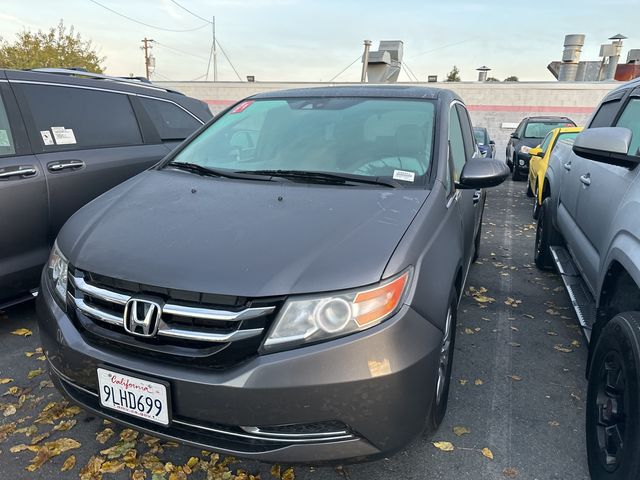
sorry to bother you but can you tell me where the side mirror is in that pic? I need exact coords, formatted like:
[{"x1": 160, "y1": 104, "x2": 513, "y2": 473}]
[
  {"x1": 489, "y1": 140, "x2": 495, "y2": 145},
  {"x1": 573, "y1": 127, "x2": 638, "y2": 167},
  {"x1": 510, "y1": 132, "x2": 519, "y2": 139},
  {"x1": 458, "y1": 159, "x2": 510, "y2": 189},
  {"x1": 529, "y1": 146, "x2": 543, "y2": 157}
]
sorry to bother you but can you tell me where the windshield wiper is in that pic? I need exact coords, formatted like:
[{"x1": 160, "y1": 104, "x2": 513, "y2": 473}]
[
  {"x1": 165, "y1": 161, "x2": 273, "y2": 181},
  {"x1": 236, "y1": 170, "x2": 401, "y2": 188}
]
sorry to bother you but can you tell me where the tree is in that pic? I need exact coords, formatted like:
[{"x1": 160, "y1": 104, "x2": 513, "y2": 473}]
[
  {"x1": 485, "y1": 77, "x2": 500, "y2": 82},
  {"x1": 504, "y1": 76, "x2": 519, "y2": 82},
  {"x1": 0, "y1": 20, "x2": 105, "y2": 72},
  {"x1": 446, "y1": 65, "x2": 461, "y2": 82}
]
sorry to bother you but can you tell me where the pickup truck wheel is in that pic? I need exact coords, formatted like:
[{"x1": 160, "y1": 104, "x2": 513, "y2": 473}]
[
  {"x1": 587, "y1": 313, "x2": 640, "y2": 480},
  {"x1": 526, "y1": 179, "x2": 534, "y2": 197},
  {"x1": 428, "y1": 290, "x2": 458, "y2": 431},
  {"x1": 534, "y1": 197, "x2": 561, "y2": 269}
]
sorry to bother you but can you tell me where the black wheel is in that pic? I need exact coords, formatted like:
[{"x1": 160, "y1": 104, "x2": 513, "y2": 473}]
[
  {"x1": 526, "y1": 179, "x2": 534, "y2": 197},
  {"x1": 532, "y1": 187, "x2": 541, "y2": 220},
  {"x1": 534, "y1": 197, "x2": 562, "y2": 269},
  {"x1": 428, "y1": 290, "x2": 458, "y2": 431},
  {"x1": 472, "y1": 221, "x2": 482, "y2": 263},
  {"x1": 587, "y1": 313, "x2": 640, "y2": 480},
  {"x1": 512, "y1": 155, "x2": 522, "y2": 180}
]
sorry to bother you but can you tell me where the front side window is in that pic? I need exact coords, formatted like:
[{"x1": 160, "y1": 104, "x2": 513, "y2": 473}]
[
  {"x1": 473, "y1": 128, "x2": 487, "y2": 146},
  {"x1": 616, "y1": 98, "x2": 640, "y2": 156},
  {"x1": 169, "y1": 97, "x2": 436, "y2": 183},
  {"x1": 0, "y1": 93, "x2": 15, "y2": 156},
  {"x1": 555, "y1": 131, "x2": 581, "y2": 144},
  {"x1": 539, "y1": 131, "x2": 554, "y2": 152},
  {"x1": 19, "y1": 84, "x2": 142, "y2": 151},
  {"x1": 448, "y1": 105, "x2": 466, "y2": 182},
  {"x1": 139, "y1": 98, "x2": 202, "y2": 141},
  {"x1": 524, "y1": 121, "x2": 575, "y2": 139}
]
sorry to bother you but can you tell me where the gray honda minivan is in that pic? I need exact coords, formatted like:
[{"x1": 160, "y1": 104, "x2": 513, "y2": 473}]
[{"x1": 37, "y1": 86, "x2": 508, "y2": 463}]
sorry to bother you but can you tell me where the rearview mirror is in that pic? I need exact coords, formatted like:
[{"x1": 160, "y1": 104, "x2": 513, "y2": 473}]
[
  {"x1": 573, "y1": 127, "x2": 638, "y2": 167},
  {"x1": 489, "y1": 140, "x2": 495, "y2": 145},
  {"x1": 458, "y1": 159, "x2": 510, "y2": 189},
  {"x1": 529, "y1": 147, "x2": 543, "y2": 157},
  {"x1": 510, "y1": 132, "x2": 519, "y2": 139}
]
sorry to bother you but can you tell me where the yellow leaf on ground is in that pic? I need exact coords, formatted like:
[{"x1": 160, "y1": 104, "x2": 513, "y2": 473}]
[
  {"x1": 282, "y1": 468, "x2": 295, "y2": 480},
  {"x1": 554, "y1": 345, "x2": 573, "y2": 353},
  {"x1": 432, "y1": 441, "x2": 455, "y2": 452},
  {"x1": 3, "y1": 404, "x2": 17, "y2": 416},
  {"x1": 548, "y1": 420, "x2": 560, "y2": 427},
  {"x1": 547, "y1": 331, "x2": 558, "y2": 336},
  {"x1": 571, "y1": 340, "x2": 581, "y2": 348},
  {"x1": 100, "y1": 459, "x2": 126, "y2": 474},
  {"x1": 475, "y1": 379, "x2": 484, "y2": 386},
  {"x1": 481, "y1": 447, "x2": 494, "y2": 460},
  {"x1": 12, "y1": 328, "x2": 32, "y2": 337},
  {"x1": 131, "y1": 469, "x2": 146, "y2": 480},
  {"x1": 27, "y1": 369, "x2": 44, "y2": 379},
  {"x1": 453, "y1": 426, "x2": 470, "y2": 437},
  {"x1": 95, "y1": 427, "x2": 114, "y2": 444},
  {"x1": 464, "y1": 328, "x2": 475, "y2": 335},
  {"x1": 271, "y1": 464, "x2": 281, "y2": 478},
  {"x1": 508, "y1": 375, "x2": 522, "y2": 381},
  {"x1": 53, "y1": 419, "x2": 77, "y2": 432},
  {"x1": 0, "y1": 378, "x2": 13, "y2": 384},
  {"x1": 61, "y1": 455, "x2": 76, "y2": 472},
  {"x1": 459, "y1": 379, "x2": 468, "y2": 386},
  {"x1": 79, "y1": 455, "x2": 105, "y2": 480}
]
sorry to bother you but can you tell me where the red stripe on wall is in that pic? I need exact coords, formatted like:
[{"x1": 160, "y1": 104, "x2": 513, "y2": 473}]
[
  {"x1": 467, "y1": 105, "x2": 594, "y2": 114},
  {"x1": 204, "y1": 99, "x2": 235, "y2": 105}
]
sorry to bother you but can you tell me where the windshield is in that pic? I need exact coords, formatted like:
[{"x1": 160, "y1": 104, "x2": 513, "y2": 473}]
[
  {"x1": 168, "y1": 97, "x2": 436, "y2": 184},
  {"x1": 473, "y1": 127, "x2": 487, "y2": 145},
  {"x1": 524, "y1": 121, "x2": 574, "y2": 138}
]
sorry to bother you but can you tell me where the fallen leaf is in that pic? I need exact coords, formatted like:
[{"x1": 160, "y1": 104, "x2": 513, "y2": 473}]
[
  {"x1": 481, "y1": 447, "x2": 494, "y2": 460},
  {"x1": 12, "y1": 328, "x2": 32, "y2": 337},
  {"x1": 459, "y1": 379, "x2": 468, "y2": 386},
  {"x1": 25, "y1": 437, "x2": 81, "y2": 472},
  {"x1": 546, "y1": 308, "x2": 560, "y2": 316},
  {"x1": 39, "y1": 380, "x2": 54, "y2": 389},
  {"x1": 453, "y1": 426, "x2": 470, "y2": 437},
  {"x1": 282, "y1": 468, "x2": 295, "y2": 480},
  {"x1": 100, "y1": 459, "x2": 126, "y2": 474},
  {"x1": 37, "y1": 355, "x2": 46, "y2": 361},
  {"x1": 510, "y1": 326, "x2": 519, "y2": 331},
  {"x1": 508, "y1": 342, "x2": 521, "y2": 347},
  {"x1": 100, "y1": 440, "x2": 136, "y2": 459},
  {"x1": 547, "y1": 331, "x2": 558, "y2": 336},
  {"x1": 503, "y1": 467, "x2": 518, "y2": 478},
  {"x1": 27, "y1": 369, "x2": 44, "y2": 379},
  {"x1": 3, "y1": 404, "x2": 17, "y2": 416},
  {"x1": 554, "y1": 345, "x2": 573, "y2": 353},
  {"x1": 475, "y1": 379, "x2": 483, "y2": 386},
  {"x1": 522, "y1": 314, "x2": 534, "y2": 319},
  {"x1": 79, "y1": 455, "x2": 105, "y2": 480},
  {"x1": 271, "y1": 464, "x2": 281, "y2": 478},
  {"x1": 95, "y1": 428, "x2": 114, "y2": 444},
  {"x1": 463, "y1": 328, "x2": 475, "y2": 335},
  {"x1": 131, "y1": 470, "x2": 146, "y2": 480},
  {"x1": 61, "y1": 455, "x2": 76, "y2": 472},
  {"x1": 53, "y1": 419, "x2": 77, "y2": 432},
  {"x1": 571, "y1": 340, "x2": 581, "y2": 348},
  {"x1": 548, "y1": 420, "x2": 560, "y2": 427},
  {"x1": 508, "y1": 375, "x2": 522, "y2": 381},
  {"x1": 0, "y1": 378, "x2": 13, "y2": 385},
  {"x1": 432, "y1": 441, "x2": 455, "y2": 452},
  {"x1": 120, "y1": 428, "x2": 139, "y2": 442},
  {"x1": 24, "y1": 352, "x2": 36, "y2": 358},
  {"x1": 30, "y1": 432, "x2": 50, "y2": 444}
]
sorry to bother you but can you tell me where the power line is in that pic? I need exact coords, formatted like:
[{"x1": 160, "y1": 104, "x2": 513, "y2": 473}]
[
  {"x1": 402, "y1": 61, "x2": 420, "y2": 82},
  {"x1": 401, "y1": 64, "x2": 417, "y2": 82},
  {"x1": 155, "y1": 41, "x2": 210, "y2": 62},
  {"x1": 88, "y1": 0, "x2": 210, "y2": 32},
  {"x1": 328, "y1": 55, "x2": 361, "y2": 82},
  {"x1": 169, "y1": 0, "x2": 211, "y2": 24},
  {"x1": 216, "y1": 39, "x2": 242, "y2": 81}
]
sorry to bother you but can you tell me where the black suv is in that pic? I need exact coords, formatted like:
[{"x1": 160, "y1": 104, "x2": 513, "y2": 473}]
[
  {"x1": 506, "y1": 116, "x2": 576, "y2": 180},
  {"x1": 0, "y1": 68, "x2": 212, "y2": 308}
]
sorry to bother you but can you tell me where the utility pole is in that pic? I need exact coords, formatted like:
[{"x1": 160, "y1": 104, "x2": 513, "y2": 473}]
[
  {"x1": 141, "y1": 38, "x2": 155, "y2": 80},
  {"x1": 361, "y1": 40, "x2": 372, "y2": 82}
]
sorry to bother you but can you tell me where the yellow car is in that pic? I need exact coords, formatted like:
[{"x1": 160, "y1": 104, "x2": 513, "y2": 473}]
[{"x1": 527, "y1": 126, "x2": 583, "y2": 218}]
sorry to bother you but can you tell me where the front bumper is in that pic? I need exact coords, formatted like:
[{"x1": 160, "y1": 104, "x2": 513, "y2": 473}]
[
  {"x1": 37, "y1": 271, "x2": 443, "y2": 463},
  {"x1": 515, "y1": 152, "x2": 531, "y2": 175}
]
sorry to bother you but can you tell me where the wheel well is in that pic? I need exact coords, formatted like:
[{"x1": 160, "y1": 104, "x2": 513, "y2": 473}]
[
  {"x1": 541, "y1": 178, "x2": 551, "y2": 200},
  {"x1": 598, "y1": 262, "x2": 640, "y2": 322}
]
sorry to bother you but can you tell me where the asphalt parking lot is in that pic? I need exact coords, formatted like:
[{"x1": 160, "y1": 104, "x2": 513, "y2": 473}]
[{"x1": 0, "y1": 178, "x2": 590, "y2": 480}]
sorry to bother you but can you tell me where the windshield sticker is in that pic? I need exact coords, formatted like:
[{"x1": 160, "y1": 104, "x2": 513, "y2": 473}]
[
  {"x1": 51, "y1": 126, "x2": 76, "y2": 145},
  {"x1": 0, "y1": 129, "x2": 10, "y2": 147},
  {"x1": 40, "y1": 130, "x2": 55, "y2": 145},
  {"x1": 393, "y1": 170, "x2": 415, "y2": 182},
  {"x1": 230, "y1": 100, "x2": 254, "y2": 114}
]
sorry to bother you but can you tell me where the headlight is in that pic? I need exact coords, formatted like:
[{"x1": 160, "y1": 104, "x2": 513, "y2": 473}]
[
  {"x1": 47, "y1": 242, "x2": 68, "y2": 306},
  {"x1": 519, "y1": 145, "x2": 531, "y2": 154},
  {"x1": 519, "y1": 159, "x2": 526, "y2": 166},
  {"x1": 263, "y1": 269, "x2": 412, "y2": 352}
]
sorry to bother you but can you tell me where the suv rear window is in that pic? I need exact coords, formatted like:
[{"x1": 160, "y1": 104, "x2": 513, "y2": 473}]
[
  {"x1": 19, "y1": 84, "x2": 142, "y2": 150},
  {"x1": 0, "y1": 93, "x2": 15, "y2": 156},
  {"x1": 139, "y1": 97, "x2": 202, "y2": 141},
  {"x1": 524, "y1": 121, "x2": 574, "y2": 138}
]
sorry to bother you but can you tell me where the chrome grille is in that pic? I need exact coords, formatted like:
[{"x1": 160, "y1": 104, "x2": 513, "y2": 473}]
[{"x1": 69, "y1": 270, "x2": 276, "y2": 346}]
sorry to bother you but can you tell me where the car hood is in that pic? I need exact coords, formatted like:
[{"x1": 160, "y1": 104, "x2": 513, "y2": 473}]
[
  {"x1": 518, "y1": 137, "x2": 544, "y2": 148},
  {"x1": 59, "y1": 170, "x2": 429, "y2": 297}
]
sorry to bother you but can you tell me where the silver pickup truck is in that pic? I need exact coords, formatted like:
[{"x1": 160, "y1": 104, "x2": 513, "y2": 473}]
[{"x1": 534, "y1": 78, "x2": 640, "y2": 480}]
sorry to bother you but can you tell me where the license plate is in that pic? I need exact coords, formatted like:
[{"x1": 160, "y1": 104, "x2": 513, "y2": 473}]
[{"x1": 97, "y1": 368, "x2": 169, "y2": 426}]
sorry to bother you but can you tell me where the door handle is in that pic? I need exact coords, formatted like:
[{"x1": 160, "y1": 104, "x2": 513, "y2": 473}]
[
  {"x1": 580, "y1": 174, "x2": 591, "y2": 186},
  {"x1": 48, "y1": 160, "x2": 85, "y2": 172},
  {"x1": 0, "y1": 165, "x2": 37, "y2": 179},
  {"x1": 473, "y1": 190, "x2": 482, "y2": 205},
  {"x1": 563, "y1": 162, "x2": 572, "y2": 171}
]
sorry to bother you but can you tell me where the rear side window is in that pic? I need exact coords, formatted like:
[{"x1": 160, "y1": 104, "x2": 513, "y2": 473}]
[
  {"x1": 139, "y1": 98, "x2": 202, "y2": 141},
  {"x1": 616, "y1": 98, "x2": 640, "y2": 156},
  {"x1": 0, "y1": 93, "x2": 15, "y2": 156},
  {"x1": 19, "y1": 84, "x2": 142, "y2": 151},
  {"x1": 590, "y1": 100, "x2": 622, "y2": 128},
  {"x1": 456, "y1": 104, "x2": 475, "y2": 158}
]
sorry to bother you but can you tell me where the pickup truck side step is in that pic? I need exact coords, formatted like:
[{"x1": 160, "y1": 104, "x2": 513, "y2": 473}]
[{"x1": 550, "y1": 246, "x2": 596, "y2": 344}]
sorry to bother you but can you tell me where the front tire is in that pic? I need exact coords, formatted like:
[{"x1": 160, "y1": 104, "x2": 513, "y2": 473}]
[
  {"x1": 512, "y1": 155, "x2": 522, "y2": 180},
  {"x1": 534, "y1": 197, "x2": 562, "y2": 269},
  {"x1": 587, "y1": 313, "x2": 640, "y2": 480},
  {"x1": 526, "y1": 179, "x2": 534, "y2": 197},
  {"x1": 428, "y1": 290, "x2": 458, "y2": 431}
]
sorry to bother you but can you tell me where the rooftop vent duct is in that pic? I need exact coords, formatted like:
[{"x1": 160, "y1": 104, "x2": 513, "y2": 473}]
[
  {"x1": 363, "y1": 41, "x2": 403, "y2": 83},
  {"x1": 558, "y1": 34, "x2": 585, "y2": 81}
]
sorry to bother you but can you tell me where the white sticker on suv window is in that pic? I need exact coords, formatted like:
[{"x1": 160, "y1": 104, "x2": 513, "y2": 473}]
[
  {"x1": 51, "y1": 126, "x2": 76, "y2": 145},
  {"x1": 40, "y1": 130, "x2": 54, "y2": 145},
  {"x1": 392, "y1": 169, "x2": 415, "y2": 182},
  {"x1": 0, "y1": 129, "x2": 10, "y2": 147}
]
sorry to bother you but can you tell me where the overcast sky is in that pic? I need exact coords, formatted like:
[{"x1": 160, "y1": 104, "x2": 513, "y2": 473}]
[{"x1": 1, "y1": 0, "x2": 638, "y2": 82}]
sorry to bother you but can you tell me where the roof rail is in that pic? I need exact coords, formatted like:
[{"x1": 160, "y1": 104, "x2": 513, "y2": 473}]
[{"x1": 28, "y1": 68, "x2": 182, "y2": 94}]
